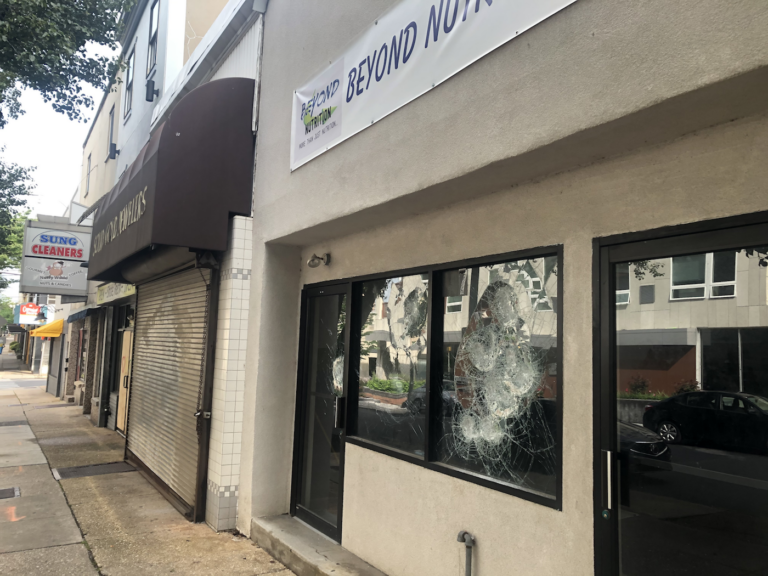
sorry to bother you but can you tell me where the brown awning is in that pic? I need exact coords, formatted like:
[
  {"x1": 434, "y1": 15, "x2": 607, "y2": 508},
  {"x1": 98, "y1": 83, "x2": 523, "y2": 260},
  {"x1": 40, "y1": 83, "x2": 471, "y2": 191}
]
[{"x1": 88, "y1": 78, "x2": 255, "y2": 283}]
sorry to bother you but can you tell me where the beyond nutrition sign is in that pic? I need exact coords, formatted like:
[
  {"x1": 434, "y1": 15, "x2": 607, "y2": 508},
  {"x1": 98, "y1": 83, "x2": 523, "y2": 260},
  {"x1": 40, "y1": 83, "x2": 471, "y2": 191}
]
[
  {"x1": 20, "y1": 222, "x2": 91, "y2": 296},
  {"x1": 290, "y1": 0, "x2": 577, "y2": 169}
]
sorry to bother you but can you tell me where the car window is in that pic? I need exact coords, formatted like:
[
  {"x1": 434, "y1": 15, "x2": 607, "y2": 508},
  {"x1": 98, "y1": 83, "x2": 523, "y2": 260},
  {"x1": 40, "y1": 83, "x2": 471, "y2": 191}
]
[
  {"x1": 744, "y1": 395, "x2": 768, "y2": 412},
  {"x1": 687, "y1": 392, "x2": 718, "y2": 409},
  {"x1": 722, "y1": 396, "x2": 747, "y2": 412}
]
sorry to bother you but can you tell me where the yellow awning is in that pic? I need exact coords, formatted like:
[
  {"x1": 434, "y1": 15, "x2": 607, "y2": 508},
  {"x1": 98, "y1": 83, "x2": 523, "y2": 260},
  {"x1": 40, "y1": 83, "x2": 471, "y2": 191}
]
[{"x1": 30, "y1": 319, "x2": 64, "y2": 338}]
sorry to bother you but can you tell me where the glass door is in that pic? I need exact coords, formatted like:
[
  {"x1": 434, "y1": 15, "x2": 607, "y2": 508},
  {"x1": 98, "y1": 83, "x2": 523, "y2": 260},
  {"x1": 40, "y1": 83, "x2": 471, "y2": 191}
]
[
  {"x1": 292, "y1": 284, "x2": 350, "y2": 541},
  {"x1": 598, "y1": 226, "x2": 768, "y2": 575}
]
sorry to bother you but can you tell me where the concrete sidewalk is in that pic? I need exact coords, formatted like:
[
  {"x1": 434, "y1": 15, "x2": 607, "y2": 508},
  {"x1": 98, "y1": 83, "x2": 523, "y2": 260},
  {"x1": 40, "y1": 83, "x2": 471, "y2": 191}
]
[{"x1": 0, "y1": 385, "x2": 294, "y2": 576}]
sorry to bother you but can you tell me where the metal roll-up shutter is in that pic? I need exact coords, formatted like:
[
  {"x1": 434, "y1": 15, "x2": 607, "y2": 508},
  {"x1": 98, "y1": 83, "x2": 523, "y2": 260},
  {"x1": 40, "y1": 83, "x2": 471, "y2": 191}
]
[{"x1": 127, "y1": 267, "x2": 210, "y2": 507}]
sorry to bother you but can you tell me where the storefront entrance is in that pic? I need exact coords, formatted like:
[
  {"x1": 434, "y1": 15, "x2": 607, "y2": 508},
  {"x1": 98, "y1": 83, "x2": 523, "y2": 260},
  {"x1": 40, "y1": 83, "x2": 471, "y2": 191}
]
[
  {"x1": 596, "y1": 219, "x2": 768, "y2": 575},
  {"x1": 291, "y1": 285, "x2": 350, "y2": 541},
  {"x1": 115, "y1": 328, "x2": 133, "y2": 433}
]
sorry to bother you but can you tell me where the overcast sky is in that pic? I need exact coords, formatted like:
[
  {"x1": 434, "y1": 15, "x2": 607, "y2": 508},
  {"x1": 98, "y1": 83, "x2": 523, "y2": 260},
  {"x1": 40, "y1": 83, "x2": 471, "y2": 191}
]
[{"x1": 1, "y1": 45, "x2": 116, "y2": 300}]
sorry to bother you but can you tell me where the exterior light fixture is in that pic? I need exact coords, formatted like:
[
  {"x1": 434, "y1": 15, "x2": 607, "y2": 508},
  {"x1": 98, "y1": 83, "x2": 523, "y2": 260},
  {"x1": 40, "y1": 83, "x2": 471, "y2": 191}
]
[{"x1": 307, "y1": 253, "x2": 331, "y2": 268}]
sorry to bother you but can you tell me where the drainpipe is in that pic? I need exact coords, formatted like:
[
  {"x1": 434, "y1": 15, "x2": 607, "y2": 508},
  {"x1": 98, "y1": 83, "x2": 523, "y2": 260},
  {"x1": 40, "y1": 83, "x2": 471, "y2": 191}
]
[{"x1": 457, "y1": 531, "x2": 475, "y2": 576}]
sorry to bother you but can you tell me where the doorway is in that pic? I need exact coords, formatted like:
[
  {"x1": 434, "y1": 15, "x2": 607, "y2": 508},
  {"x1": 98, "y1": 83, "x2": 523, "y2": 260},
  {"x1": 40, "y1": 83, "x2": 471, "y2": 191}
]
[
  {"x1": 116, "y1": 329, "x2": 134, "y2": 433},
  {"x1": 111, "y1": 304, "x2": 135, "y2": 435},
  {"x1": 291, "y1": 284, "x2": 350, "y2": 541},
  {"x1": 596, "y1": 221, "x2": 768, "y2": 575}
]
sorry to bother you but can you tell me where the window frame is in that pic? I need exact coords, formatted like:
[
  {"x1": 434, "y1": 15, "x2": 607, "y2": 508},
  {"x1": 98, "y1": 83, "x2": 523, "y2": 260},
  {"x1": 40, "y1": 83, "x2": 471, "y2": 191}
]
[
  {"x1": 124, "y1": 48, "x2": 135, "y2": 119},
  {"x1": 106, "y1": 105, "x2": 115, "y2": 159},
  {"x1": 669, "y1": 252, "x2": 738, "y2": 301},
  {"x1": 445, "y1": 295, "x2": 462, "y2": 313},
  {"x1": 85, "y1": 154, "x2": 91, "y2": 197},
  {"x1": 615, "y1": 263, "x2": 630, "y2": 305},
  {"x1": 146, "y1": 0, "x2": 160, "y2": 77},
  {"x1": 670, "y1": 253, "x2": 707, "y2": 300},
  {"x1": 326, "y1": 245, "x2": 564, "y2": 510},
  {"x1": 709, "y1": 251, "x2": 737, "y2": 299}
]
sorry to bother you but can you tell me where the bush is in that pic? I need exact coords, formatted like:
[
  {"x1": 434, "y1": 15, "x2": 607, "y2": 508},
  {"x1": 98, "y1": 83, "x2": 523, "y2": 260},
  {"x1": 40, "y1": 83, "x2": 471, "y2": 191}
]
[
  {"x1": 618, "y1": 390, "x2": 669, "y2": 400},
  {"x1": 674, "y1": 379, "x2": 699, "y2": 395},
  {"x1": 9, "y1": 341, "x2": 20, "y2": 351},
  {"x1": 628, "y1": 375, "x2": 650, "y2": 395},
  {"x1": 363, "y1": 377, "x2": 425, "y2": 394}
]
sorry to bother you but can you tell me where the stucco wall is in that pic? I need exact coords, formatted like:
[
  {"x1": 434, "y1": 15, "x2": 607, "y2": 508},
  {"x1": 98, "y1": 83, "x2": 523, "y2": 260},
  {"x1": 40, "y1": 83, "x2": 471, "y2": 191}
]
[
  {"x1": 80, "y1": 83, "x2": 121, "y2": 206},
  {"x1": 253, "y1": 0, "x2": 768, "y2": 247},
  {"x1": 241, "y1": 110, "x2": 768, "y2": 574},
  {"x1": 242, "y1": 0, "x2": 768, "y2": 572}
]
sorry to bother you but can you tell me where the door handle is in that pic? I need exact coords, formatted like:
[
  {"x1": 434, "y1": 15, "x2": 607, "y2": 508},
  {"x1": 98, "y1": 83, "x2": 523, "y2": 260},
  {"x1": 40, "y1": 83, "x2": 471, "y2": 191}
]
[
  {"x1": 334, "y1": 396, "x2": 346, "y2": 429},
  {"x1": 123, "y1": 375, "x2": 128, "y2": 389},
  {"x1": 602, "y1": 449, "x2": 613, "y2": 512}
]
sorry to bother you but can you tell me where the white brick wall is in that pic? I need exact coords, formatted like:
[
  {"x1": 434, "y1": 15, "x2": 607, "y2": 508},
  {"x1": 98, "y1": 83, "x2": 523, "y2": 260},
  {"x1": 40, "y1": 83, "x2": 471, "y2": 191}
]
[{"x1": 206, "y1": 215, "x2": 252, "y2": 531}]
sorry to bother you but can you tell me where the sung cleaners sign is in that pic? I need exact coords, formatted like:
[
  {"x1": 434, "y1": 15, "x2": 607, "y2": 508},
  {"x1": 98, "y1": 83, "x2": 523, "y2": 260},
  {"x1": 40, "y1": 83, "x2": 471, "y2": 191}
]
[{"x1": 291, "y1": 0, "x2": 578, "y2": 170}]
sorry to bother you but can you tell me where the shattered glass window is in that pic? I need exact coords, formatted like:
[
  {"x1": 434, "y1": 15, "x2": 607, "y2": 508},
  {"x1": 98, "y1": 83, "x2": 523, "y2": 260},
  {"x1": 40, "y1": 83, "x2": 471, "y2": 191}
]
[
  {"x1": 437, "y1": 258, "x2": 559, "y2": 497},
  {"x1": 355, "y1": 275, "x2": 429, "y2": 456}
]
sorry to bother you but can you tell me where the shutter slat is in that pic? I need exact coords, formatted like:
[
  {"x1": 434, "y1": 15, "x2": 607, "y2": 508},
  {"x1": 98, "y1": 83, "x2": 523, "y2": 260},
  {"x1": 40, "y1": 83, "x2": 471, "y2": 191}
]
[{"x1": 127, "y1": 268, "x2": 210, "y2": 506}]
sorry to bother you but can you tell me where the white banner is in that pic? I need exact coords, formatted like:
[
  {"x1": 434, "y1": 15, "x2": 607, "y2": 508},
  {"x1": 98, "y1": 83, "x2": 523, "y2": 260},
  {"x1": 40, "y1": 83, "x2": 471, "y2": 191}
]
[
  {"x1": 291, "y1": 0, "x2": 577, "y2": 170},
  {"x1": 20, "y1": 226, "x2": 92, "y2": 296}
]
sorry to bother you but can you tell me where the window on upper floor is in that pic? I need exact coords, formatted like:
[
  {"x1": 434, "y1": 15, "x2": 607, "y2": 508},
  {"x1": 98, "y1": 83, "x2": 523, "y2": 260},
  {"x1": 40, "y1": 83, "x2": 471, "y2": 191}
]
[
  {"x1": 670, "y1": 251, "x2": 737, "y2": 300},
  {"x1": 616, "y1": 262, "x2": 630, "y2": 305},
  {"x1": 671, "y1": 254, "x2": 706, "y2": 300},
  {"x1": 710, "y1": 251, "x2": 737, "y2": 298},
  {"x1": 85, "y1": 154, "x2": 91, "y2": 197},
  {"x1": 124, "y1": 49, "x2": 135, "y2": 118},
  {"x1": 147, "y1": 0, "x2": 160, "y2": 76},
  {"x1": 106, "y1": 105, "x2": 115, "y2": 158},
  {"x1": 446, "y1": 296, "x2": 462, "y2": 313}
]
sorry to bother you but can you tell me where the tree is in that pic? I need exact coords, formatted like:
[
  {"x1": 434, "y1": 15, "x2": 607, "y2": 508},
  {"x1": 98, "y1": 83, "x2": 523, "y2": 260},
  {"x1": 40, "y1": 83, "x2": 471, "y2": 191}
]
[
  {"x1": 0, "y1": 294, "x2": 14, "y2": 324},
  {"x1": 0, "y1": 0, "x2": 132, "y2": 127},
  {"x1": 0, "y1": 148, "x2": 32, "y2": 289}
]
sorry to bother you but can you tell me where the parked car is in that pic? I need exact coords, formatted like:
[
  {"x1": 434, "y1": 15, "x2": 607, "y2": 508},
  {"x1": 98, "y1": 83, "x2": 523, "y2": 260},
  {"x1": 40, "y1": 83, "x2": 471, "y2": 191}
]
[
  {"x1": 619, "y1": 420, "x2": 671, "y2": 470},
  {"x1": 404, "y1": 380, "x2": 458, "y2": 414},
  {"x1": 643, "y1": 391, "x2": 768, "y2": 453}
]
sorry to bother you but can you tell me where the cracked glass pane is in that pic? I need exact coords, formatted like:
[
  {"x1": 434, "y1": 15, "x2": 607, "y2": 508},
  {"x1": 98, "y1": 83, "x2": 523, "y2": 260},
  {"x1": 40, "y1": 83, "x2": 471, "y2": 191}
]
[
  {"x1": 356, "y1": 275, "x2": 429, "y2": 456},
  {"x1": 437, "y1": 258, "x2": 559, "y2": 497}
]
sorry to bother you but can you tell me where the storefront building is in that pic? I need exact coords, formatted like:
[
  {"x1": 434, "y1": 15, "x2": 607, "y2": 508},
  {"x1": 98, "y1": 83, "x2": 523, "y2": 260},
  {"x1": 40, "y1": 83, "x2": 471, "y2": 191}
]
[
  {"x1": 87, "y1": 75, "x2": 257, "y2": 528},
  {"x1": 238, "y1": 0, "x2": 768, "y2": 574}
]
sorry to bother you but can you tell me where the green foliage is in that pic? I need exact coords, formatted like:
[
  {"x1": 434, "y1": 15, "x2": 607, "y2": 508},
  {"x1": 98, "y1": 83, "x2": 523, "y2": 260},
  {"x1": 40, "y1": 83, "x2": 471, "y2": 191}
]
[
  {"x1": 9, "y1": 341, "x2": 20, "y2": 351},
  {"x1": 364, "y1": 377, "x2": 426, "y2": 395},
  {"x1": 620, "y1": 375, "x2": 668, "y2": 399},
  {"x1": 0, "y1": 294, "x2": 14, "y2": 324},
  {"x1": 630, "y1": 260, "x2": 665, "y2": 281},
  {"x1": 628, "y1": 375, "x2": 650, "y2": 395},
  {"x1": 744, "y1": 246, "x2": 768, "y2": 268},
  {"x1": 0, "y1": 0, "x2": 134, "y2": 127},
  {"x1": 0, "y1": 153, "x2": 31, "y2": 289},
  {"x1": 618, "y1": 390, "x2": 669, "y2": 400},
  {"x1": 674, "y1": 379, "x2": 699, "y2": 395}
]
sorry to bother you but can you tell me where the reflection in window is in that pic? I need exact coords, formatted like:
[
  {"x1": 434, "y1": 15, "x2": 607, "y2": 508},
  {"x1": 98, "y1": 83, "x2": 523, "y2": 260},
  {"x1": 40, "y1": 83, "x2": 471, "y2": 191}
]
[
  {"x1": 710, "y1": 251, "x2": 736, "y2": 298},
  {"x1": 356, "y1": 275, "x2": 429, "y2": 455},
  {"x1": 616, "y1": 262, "x2": 630, "y2": 305},
  {"x1": 671, "y1": 254, "x2": 706, "y2": 299},
  {"x1": 437, "y1": 258, "x2": 558, "y2": 496}
]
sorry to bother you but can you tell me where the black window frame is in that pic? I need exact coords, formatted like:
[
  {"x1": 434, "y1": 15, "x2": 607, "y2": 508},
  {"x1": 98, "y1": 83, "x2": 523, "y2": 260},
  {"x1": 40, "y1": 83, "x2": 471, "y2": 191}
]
[
  {"x1": 146, "y1": 0, "x2": 159, "y2": 77},
  {"x1": 302, "y1": 245, "x2": 564, "y2": 511},
  {"x1": 593, "y1": 211, "x2": 768, "y2": 576}
]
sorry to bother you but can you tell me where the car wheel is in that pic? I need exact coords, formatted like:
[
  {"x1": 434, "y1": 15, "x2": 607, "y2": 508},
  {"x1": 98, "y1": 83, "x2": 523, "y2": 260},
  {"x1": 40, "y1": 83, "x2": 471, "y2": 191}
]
[{"x1": 657, "y1": 421, "x2": 681, "y2": 444}]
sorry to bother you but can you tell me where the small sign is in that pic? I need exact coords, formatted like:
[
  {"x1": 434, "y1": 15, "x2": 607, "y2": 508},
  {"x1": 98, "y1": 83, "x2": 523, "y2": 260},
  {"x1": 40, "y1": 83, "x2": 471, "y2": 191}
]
[
  {"x1": 19, "y1": 303, "x2": 42, "y2": 325},
  {"x1": 96, "y1": 283, "x2": 136, "y2": 305}
]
